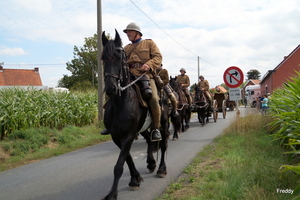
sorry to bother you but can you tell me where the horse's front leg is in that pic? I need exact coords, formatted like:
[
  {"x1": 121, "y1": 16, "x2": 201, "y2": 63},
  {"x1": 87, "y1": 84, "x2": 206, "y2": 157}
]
[
  {"x1": 157, "y1": 132, "x2": 168, "y2": 178},
  {"x1": 206, "y1": 108, "x2": 210, "y2": 123},
  {"x1": 140, "y1": 130, "x2": 157, "y2": 173},
  {"x1": 126, "y1": 152, "x2": 143, "y2": 190},
  {"x1": 184, "y1": 108, "x2": 190, "y2": 130},
  {"x1": 104, "y1": 136, "x2": 139, "y2": 200}
]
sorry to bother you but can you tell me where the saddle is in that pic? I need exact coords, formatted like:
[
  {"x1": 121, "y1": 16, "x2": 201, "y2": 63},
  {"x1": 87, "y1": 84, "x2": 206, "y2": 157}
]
[{"x1": 133, "y1": 84, "x2": 148, "y2": 108}]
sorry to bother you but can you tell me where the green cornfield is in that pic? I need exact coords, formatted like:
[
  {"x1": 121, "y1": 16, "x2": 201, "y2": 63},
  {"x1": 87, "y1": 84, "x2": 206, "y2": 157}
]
[{"x1": 0, "y1": 88, "x2": 98, "y2": 139}]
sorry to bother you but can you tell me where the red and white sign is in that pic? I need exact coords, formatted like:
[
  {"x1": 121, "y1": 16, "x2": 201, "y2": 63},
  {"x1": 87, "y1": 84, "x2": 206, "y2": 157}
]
[{"x1": 223, "y1": 66, "x2": 244, "y2": 88}]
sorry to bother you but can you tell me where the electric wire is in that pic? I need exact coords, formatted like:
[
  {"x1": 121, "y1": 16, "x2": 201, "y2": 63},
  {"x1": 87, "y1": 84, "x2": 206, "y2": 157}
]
[{"x1": 129, "y1": 0, "x2": 222, "y2": 70}]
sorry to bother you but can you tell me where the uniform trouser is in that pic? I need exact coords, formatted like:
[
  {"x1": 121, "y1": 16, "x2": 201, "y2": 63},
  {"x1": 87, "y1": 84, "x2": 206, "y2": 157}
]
[
  {"x1": 204, "y1": 91, "x2": 212, "y2": 106},
  {"x1": 164, "y1": 85, "x2": 178, "y2": 111},
  {"x1": 182, "y1": 88, "x2": 192, "y2": 105},
  {"x1": 149, "y1": 79, "x2": 161, "y2": 129}
]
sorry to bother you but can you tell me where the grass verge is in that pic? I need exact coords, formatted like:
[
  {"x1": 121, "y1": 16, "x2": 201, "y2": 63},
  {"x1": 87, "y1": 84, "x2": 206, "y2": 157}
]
[
  {"x1": 157, "y1": 114, "x2": 300, "y2": 200},
  {"x1": 0, "y1": 123, "x2": 110, "y2": 172}
]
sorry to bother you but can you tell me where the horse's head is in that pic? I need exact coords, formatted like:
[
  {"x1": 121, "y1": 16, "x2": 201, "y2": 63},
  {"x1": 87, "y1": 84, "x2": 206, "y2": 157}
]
[
  {"x1": 169, "y1": 76, "x2": 180, "y2": 92},
  {"x1": 102, "y1": 29, "x2": 126, "y2": 96},
  {"x1": 194, "y1": 84, "x2": 206, "y2": 103}
]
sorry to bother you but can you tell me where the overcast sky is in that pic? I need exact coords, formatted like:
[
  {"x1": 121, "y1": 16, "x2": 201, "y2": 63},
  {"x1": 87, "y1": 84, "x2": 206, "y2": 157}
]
[{"x1": 1, "y1": 0, "x2": 299, "y2": 87}]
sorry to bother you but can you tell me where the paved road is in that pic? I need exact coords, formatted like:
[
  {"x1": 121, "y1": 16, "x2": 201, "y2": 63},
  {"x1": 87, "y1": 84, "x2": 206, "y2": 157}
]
[{"x1": 0, "y1": 107, "x2": 253, "y2": 200}]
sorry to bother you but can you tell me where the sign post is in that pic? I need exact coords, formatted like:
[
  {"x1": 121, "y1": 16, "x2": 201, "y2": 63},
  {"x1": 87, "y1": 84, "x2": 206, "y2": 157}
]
[{"x1": 223, "y1": 66, "x2": 244, "y2": 115}]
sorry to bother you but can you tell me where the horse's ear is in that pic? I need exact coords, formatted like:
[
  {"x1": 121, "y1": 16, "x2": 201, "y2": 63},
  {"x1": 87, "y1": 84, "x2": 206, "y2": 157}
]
[
  {"x1": 102, "y1": 31, "x2": 109, "y2": 46},
  {"x1": 114, "y1": 29, "x2": 122, "y2": 47}
]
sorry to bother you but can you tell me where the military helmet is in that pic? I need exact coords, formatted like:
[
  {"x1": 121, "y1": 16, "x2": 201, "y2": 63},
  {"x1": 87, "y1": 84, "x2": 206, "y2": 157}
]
[
  {"x1": 180, "y1": 68, "x2": 186, "y2": 73},
  {"x1": 199, "y1": 75, "x2": 204, "y2": 79},
  {"x1": 123, "y1": 22, "x2": 143, "y2": 36}
]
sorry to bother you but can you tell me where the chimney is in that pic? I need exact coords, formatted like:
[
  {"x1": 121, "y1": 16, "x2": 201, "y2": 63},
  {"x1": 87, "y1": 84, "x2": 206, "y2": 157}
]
[
  {"x1": 0, "y1": 65, "x2": 3, "y2": 72},
  {"x1": 34, "y1": 67, "x2": 39, "y2": 73},
  {"x1": 284, "y1": 56, "x2": 288, "y2": 59}
]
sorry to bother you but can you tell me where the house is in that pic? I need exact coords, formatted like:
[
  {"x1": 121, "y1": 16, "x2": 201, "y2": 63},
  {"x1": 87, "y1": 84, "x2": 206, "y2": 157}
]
[
  {"x1": 260, "y1": 44, "x2": 300, "y2": 95},
  {"x1": 0, "y1": 66, "x2": 44, "y2": 89}
]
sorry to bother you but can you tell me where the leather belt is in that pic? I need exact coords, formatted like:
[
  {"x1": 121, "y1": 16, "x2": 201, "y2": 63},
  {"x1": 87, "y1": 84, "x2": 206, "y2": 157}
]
[{"x1": 128, "y1": 63, "x2": 143, "y2": 68}]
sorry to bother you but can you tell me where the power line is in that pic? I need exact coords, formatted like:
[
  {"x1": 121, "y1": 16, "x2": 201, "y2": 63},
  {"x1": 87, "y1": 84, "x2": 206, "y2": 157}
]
[
  {"x1": 130, "y1": 0, "x2": 198, "y2": 57},
  {"x1": 129, "y1": 0, "x2": 223, "y2": 70}
]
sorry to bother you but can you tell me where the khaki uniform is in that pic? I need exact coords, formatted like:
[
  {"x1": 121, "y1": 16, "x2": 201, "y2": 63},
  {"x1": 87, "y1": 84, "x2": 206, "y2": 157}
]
[
  {"x1": 157, "y1": 67, "x2": 178, "y2": 111},
  {"x1": 176, "y1": 74, "x2": 192, "y2": 105},
  {"x1": 124, "y1": 39, "x2": 162, "y2": 128},
  {"x1": 198, "y1": 80, "x2": 212, "y2": 105}
]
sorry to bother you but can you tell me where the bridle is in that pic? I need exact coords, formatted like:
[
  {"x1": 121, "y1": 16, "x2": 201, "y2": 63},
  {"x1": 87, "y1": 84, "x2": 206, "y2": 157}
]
[
  {"x1": 194, "y1": 86, "x2": 208, "y2": 108},
  {"x1": 103, "y1": 46, "x2": 145, "y2": 96}
]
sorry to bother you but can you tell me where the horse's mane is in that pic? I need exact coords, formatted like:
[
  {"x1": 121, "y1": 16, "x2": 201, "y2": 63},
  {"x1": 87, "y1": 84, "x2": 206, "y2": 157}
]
[{"x1": 102, "y1": 40, "x2": 116, "y2": 58}]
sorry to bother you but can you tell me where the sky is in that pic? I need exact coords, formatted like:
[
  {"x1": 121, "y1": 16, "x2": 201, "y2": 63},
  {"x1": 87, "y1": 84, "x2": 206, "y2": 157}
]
[{"x1": 1, "y1": 0, "x2": 300, "y2": 88}]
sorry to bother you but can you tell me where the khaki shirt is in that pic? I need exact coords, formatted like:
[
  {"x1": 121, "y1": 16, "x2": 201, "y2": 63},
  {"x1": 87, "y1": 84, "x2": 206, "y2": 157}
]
[
  {"x1": 124, "y1": 39, "x2": 162, "y2": 78},
  {"x1": 198, "y1": 80, "x2": 209, "y2": 91},
  {"x1": 176, "y1": 74, "x2": 190, "y2": 89},
  {"x1": 156, "y1": 67, "x2": 169, "y2": 86}
]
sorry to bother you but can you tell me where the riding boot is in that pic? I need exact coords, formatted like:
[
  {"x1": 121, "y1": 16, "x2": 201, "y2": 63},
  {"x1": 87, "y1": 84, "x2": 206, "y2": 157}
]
[
  {"x1": 148, "y1": 79, "x2": 162, "y2": 142},
  {"x1": 100, "y1": 129, "x2": 110, "y2": 135},
  {"x1": 169, "y1": 93, "x2": 179, "y2": 117},
  {"x1": 205, "y1": 91, "x2": 213, "y2": 110}
]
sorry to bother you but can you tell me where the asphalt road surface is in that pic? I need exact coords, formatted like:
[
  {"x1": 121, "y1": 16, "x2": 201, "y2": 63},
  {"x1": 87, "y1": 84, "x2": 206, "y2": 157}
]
[{"x1": 0, "y1": 107, "x2": 254, "y2": 200}]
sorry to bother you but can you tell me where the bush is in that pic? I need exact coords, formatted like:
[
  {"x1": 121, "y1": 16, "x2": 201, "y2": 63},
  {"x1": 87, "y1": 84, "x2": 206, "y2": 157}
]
[{"x1": 268, "y1": 71, "x2": 300, "y2": 199}]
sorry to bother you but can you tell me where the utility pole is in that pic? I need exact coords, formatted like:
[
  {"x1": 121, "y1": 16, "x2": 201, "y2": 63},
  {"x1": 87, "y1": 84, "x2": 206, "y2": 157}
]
[
  {"x1": 97, "y1": 0, "x2": 104, "y2": 121},
  {"x1": 198, "y1": 56, "x2": 200, "y2": 81}
]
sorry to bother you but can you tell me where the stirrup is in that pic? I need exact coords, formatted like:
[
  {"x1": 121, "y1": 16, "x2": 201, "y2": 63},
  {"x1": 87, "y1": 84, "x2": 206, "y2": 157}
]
[
  {"x1": 100, "y1": 129, "x2": 110, "y2": 135},
  {"x1": 173, "y1": 110, "x2": 179, "y2": 117},
  {"x1": 151, "y1": 129, "x2": 162, "y2": 142}
]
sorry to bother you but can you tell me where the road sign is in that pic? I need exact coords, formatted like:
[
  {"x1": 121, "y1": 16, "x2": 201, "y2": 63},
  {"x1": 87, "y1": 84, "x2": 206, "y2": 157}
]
[
  {"x1": 223, "y1": 66, "x2": 244, "y2": 88},
  {"x1": 229, "y1": 88, "x2": 241, "y2": 101}
]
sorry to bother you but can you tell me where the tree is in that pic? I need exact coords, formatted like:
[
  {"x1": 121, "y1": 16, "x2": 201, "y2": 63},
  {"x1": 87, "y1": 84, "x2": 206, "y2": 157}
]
[
  {"x1": 247, "y1": 69, "x2": 261, "y2": 80},
  {"x1": 58, "y1": 34, "x2": 98, "y2": 89}
]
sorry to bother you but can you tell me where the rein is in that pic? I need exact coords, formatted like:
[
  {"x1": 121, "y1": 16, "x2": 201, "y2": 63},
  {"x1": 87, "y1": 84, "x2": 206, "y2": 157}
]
[
  {"x1": 117, "y1": 72, "x2": 146, "y2": 92},
  {"x1": 103, "y1": 44, "x2": 147, "y2": 96}
]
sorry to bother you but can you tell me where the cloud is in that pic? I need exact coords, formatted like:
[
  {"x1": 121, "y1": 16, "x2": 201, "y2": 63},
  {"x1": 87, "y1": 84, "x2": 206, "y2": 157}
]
[
  {"x1": 1, "y1": 0, "x2": 299, "y2": 88},
  {"x1": 0, "y1": 47, "x2": 27, "y2": 56}
]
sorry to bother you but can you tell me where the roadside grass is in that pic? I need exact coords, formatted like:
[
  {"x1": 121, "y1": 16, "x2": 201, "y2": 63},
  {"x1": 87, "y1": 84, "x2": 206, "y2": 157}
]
[
  {"x1": 0, "y1": 122, "x2": 110, "y2": 172},
  {"x1": 157, "y1": 114, "x2": 300, "y2": 200}
]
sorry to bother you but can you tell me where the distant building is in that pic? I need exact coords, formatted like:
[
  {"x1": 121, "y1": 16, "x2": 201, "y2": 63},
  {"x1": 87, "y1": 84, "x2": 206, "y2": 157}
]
[
  {"x1": 260, "y1": 44, "x2": 300, "y2": 95},
  {"x1": 0, "y1": 66, "x2": 46, "y2": 90}
]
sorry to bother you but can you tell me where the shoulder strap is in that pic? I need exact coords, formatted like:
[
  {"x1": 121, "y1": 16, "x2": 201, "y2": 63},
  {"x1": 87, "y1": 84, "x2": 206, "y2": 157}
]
[{"x1": 127, "y1": 39, "x2": 144, "y2": 59}]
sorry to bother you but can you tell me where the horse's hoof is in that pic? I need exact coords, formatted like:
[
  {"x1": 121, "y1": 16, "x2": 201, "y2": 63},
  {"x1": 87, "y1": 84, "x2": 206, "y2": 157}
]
[
  {"x1": 129, "y1": 186, "x2": 140, "y2": 191},
  {"x1": 172, "y1": 138, "x2": 178, "y2": 141},
  {"x1": 157, "y1": 173, "x2": 167, "y2": 178},
  {"x1": 147, "y1": 163, "x2": 156, "y2": 173},
  {"x1": 157, "y1": 171, "x2": 167, "y2": 178}
]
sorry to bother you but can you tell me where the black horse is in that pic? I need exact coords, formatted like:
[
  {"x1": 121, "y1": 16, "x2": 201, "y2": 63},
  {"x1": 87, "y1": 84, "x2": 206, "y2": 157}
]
[
  {"x1": 167, "y1": 86, "x2": 181, "y2": 140},
  {"x1": 169, "y1": 76, "x2": 191, "y2": 132},
  {"x1": 101, "y1": 30, "x2": 169, "y2": 200},
  {"x1": 194, "y1": 84, "x2": 209, "y2": 126}
]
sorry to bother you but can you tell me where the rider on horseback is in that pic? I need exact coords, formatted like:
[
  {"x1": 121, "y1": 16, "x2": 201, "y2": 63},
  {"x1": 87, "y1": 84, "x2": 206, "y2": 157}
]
[
  {"x1": 198, "y1": 75, "x2": 212, "y2": 108},
  {"x1": 101, "y1": 22, "x2": 162, "y2": 142},
  {"x1": 156, "y1": 64, "x2": 179, "y2": 117},
  {"x1": 176, "y1": 68, "x2": 192, "y2": 106}
]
